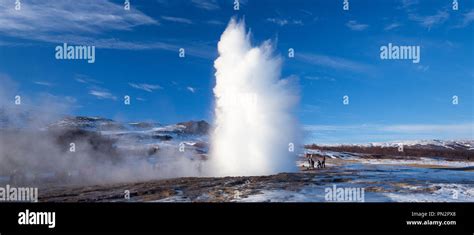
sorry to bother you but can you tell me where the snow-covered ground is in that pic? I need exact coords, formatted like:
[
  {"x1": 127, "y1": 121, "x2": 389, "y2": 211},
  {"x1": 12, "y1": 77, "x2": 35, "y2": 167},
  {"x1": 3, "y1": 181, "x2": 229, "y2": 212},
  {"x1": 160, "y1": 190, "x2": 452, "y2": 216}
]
[
  {"x1": 359, "y1": 157, "x2": 474, "y2": 168},
  {"x1": 383, "y1": 183, "x2": 474, "y2": 202}
]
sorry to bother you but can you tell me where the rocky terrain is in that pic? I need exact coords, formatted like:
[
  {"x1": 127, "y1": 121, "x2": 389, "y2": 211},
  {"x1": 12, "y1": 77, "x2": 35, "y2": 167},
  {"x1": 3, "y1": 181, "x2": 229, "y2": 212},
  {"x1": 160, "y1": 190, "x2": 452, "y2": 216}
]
[
  {"x1": 38, "y1": 156, "x2": 474, "y2": 202},
  {"x1": 1, "y1": 115, "x2": 473, "y2": 202}
]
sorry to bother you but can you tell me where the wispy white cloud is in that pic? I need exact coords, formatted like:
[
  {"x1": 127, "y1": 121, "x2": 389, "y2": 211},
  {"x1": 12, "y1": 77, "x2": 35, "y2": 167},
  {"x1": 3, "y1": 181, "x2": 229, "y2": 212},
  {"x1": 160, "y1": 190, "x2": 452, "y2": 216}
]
[
  {"x1": 75, "y1": 78, "x2": 88, "y2": 84},
  {"x1": 0, "y1": 0, "x2": 214, "y2": 59},
  {"x1": 206, "y1": 20, "x2": 224, "y2": 25},
  {"x1": 84, "y1": 38, "x2": 215, "y2": 58},
  {"x1": 267, "y1": 18, "x2": 303, "y2": 26},
  {"x1": 304, "y1": 76, "x2": 335, "y2": 82},
  {"x1": 400, "y1": 0, "x2": 451, "y2": 30},
  {"x1": 299, "y1": 9, "x2": 313, "y2": 16},
  {"x1": 129, "y1": 83, "x2": 162, "y2": 92},
  {"x1": 191, "y1": 0, "x2": 219, "y2": 10},
  {"x1": 301, "y1": 104, "x2": 321, "y2": 114},
  {"x1": 6, "y1": 33, "x2": 215, "y2": 59},
  {"x1": 89, "y1": 90, "x2": 117, "y2": 100},
  {"x1": 33, "y1": 81, "x2": 54, "y2": 87},
  {"x1": 416, "y1": 65, "x2": 429, "y2": 72},
  {"x1": 187, "y1": 86, "x2": 196, "y2": 93},
  {"x1": 0, "y1": 0, "x2": 157, "y2": 38},
  {"x1": 409, "y1": 11, "x2": 449, "y2": 29},
  {"x1": 346, "y1": 20, "x2": 369, "y2": 31},
  {"x1": 384, "y1": 23, "x2": 401, "y2": 31},
  {"x1": 400, "y1": 0, "x2": 455, "y2": 29},
  {"x1": 161, "y1": 16, "x2": 193, "y2": 24},
  {"x1": 298, "y1": 53, "x2": 372, "y2": 73},
  {"x1": 74, "y1": 75, "x2": 102, "y2": 84},
  {"x1": 267, "y1": 18, "x2": 288, "y2": 26},
  {"x1": 400, "y1": 0, "x2": 419, "y2": 9},
  {"x1": 456, "y1": 10, "x2": 474, "y2": 28}
]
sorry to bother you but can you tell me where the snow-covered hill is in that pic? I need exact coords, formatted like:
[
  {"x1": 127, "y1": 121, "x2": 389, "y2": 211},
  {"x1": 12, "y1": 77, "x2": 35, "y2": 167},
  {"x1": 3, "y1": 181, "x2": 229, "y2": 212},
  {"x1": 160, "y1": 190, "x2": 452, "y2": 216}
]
[
  {"x1": 367, "y1": 139, "x2": 474, "y2": 151},
  {"x1": 317, "y1": 139, "x2": 474, "y2": 151}
]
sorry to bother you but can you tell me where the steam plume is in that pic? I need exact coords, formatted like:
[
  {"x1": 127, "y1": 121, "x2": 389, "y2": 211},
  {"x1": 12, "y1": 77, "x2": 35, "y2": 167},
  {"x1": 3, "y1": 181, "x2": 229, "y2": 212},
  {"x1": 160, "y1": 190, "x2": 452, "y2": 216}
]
[{"x1": 209, "y1": 19, "x2": 299, "y2": 176}]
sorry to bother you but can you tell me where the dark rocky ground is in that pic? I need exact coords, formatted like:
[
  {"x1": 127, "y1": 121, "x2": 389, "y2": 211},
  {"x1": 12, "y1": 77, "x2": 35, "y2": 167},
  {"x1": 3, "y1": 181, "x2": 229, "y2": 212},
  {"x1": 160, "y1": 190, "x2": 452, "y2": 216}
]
[
  {"x1": 38, "y1": 158, "x2": 474, "y2": 202},
  {"x1": 38, "y1": 171, "x2": 327, "y2": 202}
]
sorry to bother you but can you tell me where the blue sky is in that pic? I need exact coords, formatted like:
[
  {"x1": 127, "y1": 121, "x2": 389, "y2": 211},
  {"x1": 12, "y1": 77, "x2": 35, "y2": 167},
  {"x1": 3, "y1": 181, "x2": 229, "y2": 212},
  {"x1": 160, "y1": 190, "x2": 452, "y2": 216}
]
[{"x1": 0, "y1": 0, "x2": 473, "y2": 143}]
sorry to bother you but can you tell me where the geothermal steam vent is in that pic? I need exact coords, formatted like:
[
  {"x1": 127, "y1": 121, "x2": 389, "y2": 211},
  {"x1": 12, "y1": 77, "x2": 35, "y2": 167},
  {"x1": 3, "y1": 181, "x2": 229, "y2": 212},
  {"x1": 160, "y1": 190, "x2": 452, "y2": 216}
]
[{"x1": 210, "y1": 19, "x2": 299, "y2": 176}]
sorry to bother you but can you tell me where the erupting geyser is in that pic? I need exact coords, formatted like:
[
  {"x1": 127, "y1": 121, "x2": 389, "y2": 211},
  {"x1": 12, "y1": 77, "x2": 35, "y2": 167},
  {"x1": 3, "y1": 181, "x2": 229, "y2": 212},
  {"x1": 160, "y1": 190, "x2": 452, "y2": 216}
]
[{"x1": 209, "y1": 18, "x2": 300, "y2": 176}]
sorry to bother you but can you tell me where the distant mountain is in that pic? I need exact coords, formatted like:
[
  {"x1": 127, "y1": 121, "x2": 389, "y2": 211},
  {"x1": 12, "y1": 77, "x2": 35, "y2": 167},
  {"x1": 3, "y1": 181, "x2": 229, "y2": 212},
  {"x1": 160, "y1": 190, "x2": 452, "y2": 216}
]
[
  {"x1": 128, "y1": 122, "x2": 157, "y2": 129},
  {"x1": 307, "y1": 140, "x2": 474, "y2": 161},
  {"x1": 48, "y1": 116, "x2": 125, "y2": 131},
  {"x1": 366, "y1": 140, "x2": 474, "y2": 151},
  {"x1": 176, "y1": 120, "x2": 210, "y2": 135},
  {"x1": 48, "y1": 116, "x2": 210, "y2": 137}
]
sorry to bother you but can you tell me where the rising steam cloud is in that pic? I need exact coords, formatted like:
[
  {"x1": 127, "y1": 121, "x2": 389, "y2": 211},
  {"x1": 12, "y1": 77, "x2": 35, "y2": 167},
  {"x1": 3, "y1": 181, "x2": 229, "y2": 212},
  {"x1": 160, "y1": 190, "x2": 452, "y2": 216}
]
[
  {"x1": 0, "y1": 75, "x2": 202, "y2": 186},
  {"x1": 209, "y1": 19, "x2": 300, "y2": 176}
]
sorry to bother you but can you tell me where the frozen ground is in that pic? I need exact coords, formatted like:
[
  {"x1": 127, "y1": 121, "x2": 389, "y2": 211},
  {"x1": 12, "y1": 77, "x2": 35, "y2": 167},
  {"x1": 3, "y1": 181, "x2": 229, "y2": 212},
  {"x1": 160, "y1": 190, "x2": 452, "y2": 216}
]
[
  {"x1": 2, "y1": 117, "x2": 472, "y2": 202},
  {"x1": 38, "y1": 150, "x2": 474, "y2": 202}
]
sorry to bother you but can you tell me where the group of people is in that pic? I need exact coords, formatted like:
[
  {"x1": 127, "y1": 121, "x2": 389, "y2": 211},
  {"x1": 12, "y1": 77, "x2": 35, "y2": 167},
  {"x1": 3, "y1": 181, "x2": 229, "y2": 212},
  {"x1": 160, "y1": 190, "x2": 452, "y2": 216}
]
[{"x1": 306, "y1": 154, "x2": 326, "y2": 169}]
